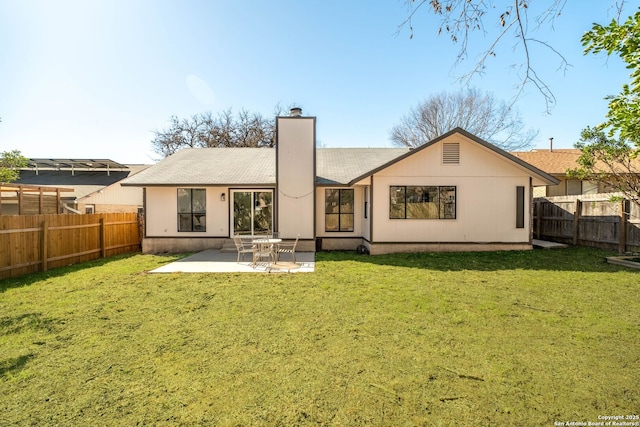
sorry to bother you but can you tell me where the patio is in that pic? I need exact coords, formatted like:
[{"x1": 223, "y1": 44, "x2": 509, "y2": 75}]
[{"x1": 149, "y1": 249, "x2": 315, "y2": 273}]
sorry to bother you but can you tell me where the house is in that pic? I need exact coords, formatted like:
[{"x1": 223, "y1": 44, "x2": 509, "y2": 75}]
[
  {"x1": 121, "y1": 110, "x2": 559, "y2": 255},
  {"x1": 510, "y1": 148, "x2": 611, "y2": 197},
  {"x1": 12, "y1": 159, "x2": 148, "y2": 214}
]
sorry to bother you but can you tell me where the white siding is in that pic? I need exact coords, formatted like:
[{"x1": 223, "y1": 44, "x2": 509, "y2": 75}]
[
  {"x1": 370, "y1": 134, "x2": 532, "y2": 244},
  {"x1": 276, "y1": 117, "x2": 315, "y2": 239},
  {"x1": 145, "y1": 187, "x2": 229, "y2": 237}
]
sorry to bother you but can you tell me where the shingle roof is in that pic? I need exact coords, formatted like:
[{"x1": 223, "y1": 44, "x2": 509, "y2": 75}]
[
  {"x1": 122, "y1": 147, "x2": 408, "y2": 186},
  {"x1": 316, "y1": 148, "x2": 409, "y2": 185},
  {"x1": 121, "y1": 148, "x2": 276, "y2": 186},
  {"x1": 122, "y1": 129, "x2": 559, "y2": 187},
  {"x1": 510, "y1": 149, "x2": 581, "y2": 175}
]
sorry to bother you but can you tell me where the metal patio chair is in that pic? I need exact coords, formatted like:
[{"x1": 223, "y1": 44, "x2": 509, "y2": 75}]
[{"x1": 276, "y1": 234, "x2": 299, "y2": 263}]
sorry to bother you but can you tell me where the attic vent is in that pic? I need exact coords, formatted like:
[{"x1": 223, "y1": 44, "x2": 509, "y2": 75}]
[{"x1": 442, "y1": 142, "x2": 460, "y2": 164}]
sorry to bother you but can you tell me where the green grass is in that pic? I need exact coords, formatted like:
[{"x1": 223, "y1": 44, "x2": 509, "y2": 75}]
[{"x1": 1, "y1": 247, "x2": 638, "y2": 426}]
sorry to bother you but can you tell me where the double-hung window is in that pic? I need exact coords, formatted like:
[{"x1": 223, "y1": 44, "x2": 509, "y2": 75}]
[
  {"x1": 390, "y1": 186, "x2": 456, "y2": 219},
  {"x1": 325, "y1": 189, "x2": 354, "y2": 232},
  {"x1": 178, "y1": 188, "x2": 206, "y2": 232}
]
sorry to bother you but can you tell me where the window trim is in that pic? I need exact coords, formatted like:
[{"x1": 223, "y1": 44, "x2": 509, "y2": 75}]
[
  {"x1": 389, "y1": 185, "x2": 456, "y2": 220},
  {"x1": 177, "y1": 188, "x2": 206, "y2": 232},
  {"x1": 325, "y1": 188, "x2": 355, "y2": 232}
]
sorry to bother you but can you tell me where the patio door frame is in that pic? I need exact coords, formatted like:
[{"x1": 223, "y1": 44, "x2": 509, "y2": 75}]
[{"x1": 230, "y1": 189, "x2": 275, "y2": 237}]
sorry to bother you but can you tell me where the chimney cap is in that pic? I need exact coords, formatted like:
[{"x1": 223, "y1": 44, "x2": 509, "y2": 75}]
[{"x1": 289, "y1": 107, "x2": 302, "y2": 117}]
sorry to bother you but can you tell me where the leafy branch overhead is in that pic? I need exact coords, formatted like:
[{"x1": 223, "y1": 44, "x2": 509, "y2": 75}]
[
  {"x1": 570, "y1": 10, "x2": 640, "y2": 208},
  {"x1": 582, "y1": 9, "x2": 640, "y2": 145}
]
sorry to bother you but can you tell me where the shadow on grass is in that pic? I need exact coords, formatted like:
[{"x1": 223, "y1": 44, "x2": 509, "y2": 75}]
[
  {"x1": 317, "y1": 246, "x2": 631, "y2": 273},
  {"x1": 0, "y1": 354, "x2": 34, "y2": 378},
  {"x1": 0, "y1": 312, "x2": 61, "y2": 335},
  {"x1": 0, "y1": 252, "x2": 186, "y2": 293}
]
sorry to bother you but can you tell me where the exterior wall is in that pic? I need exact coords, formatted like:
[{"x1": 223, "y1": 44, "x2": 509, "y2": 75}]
[
  {"x1": 367, "y1": 242, "x2": 532, "y2": 255},
  {"x1": 370, "y1": 134, "x2": 533, "y2": 245},
  {"x1": 77, "y1": 203, "x2": 140, "y2": 213},
  {"x1": 315, "y1": 184, "x2": 368, "y2": 251},
  {"x1": 142, "y1": 237, "x2": 226, "y2": 253},
  {"x1": 145, "y1": 186, "x2": 229, "y2": 238},
  {"x1": 276, "y1": 116, "x2": 315, "y2": 240},
  {"x1": 77, "y1": 182, "x2": 143, "y2": 212}
]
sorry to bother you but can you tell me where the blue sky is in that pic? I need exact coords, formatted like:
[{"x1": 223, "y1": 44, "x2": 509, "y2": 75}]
[{"x1": 0, "y1": 0, "x2": 637, "y2": 164}]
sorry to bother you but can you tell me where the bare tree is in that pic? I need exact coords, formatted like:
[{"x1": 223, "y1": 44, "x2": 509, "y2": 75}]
[
  {"x1": 398, "y1": 1, "x2": 628, "y2": 112},
  {"x1": 390, "y1": 88, "x2": 538, "y2": 151},
  {"x1": 151, "y1": 108, "x2": 278, "y2": 158}
]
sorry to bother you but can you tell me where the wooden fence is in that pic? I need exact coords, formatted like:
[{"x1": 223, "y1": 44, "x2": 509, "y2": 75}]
[
  {"x1": 0, "y1": 213, "x2": 141, "y2": 280},
  {"x1": 534, "y1": 195, "x2": 640, "y2": 253}
]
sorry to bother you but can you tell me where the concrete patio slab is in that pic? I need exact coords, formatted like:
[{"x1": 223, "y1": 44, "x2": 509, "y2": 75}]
[
  {"x1": 533, "y1": 239, "x2": 569, "y2": 249},
  {"x1": 150, "y1": 249, "x2": 315, "y2": 273}
]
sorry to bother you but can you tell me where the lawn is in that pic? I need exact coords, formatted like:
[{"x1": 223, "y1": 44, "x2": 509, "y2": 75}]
[{"x1": 1, "y1": 247, "x2": 638, "y2": 426}]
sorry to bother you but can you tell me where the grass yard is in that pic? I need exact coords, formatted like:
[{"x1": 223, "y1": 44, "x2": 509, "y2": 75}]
[{"x1": 1, "y1": 247, "x2": 638, "y2": 426}]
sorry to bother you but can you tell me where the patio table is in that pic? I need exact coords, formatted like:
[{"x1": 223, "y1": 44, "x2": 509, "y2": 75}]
[{"x1": 252, "y1": 238, "x2": 282, "y2": 266}]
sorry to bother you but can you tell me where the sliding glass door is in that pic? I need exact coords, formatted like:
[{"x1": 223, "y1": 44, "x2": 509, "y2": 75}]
[{"x1": 232, "y1": 190, "x2": 273, "y2": 236}]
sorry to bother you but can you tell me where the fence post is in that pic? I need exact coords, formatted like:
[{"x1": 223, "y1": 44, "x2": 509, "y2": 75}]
[
  {"x1": 100, "y1": 217, "x2": 106, "y2": 258},
  {"x1": 572, "y1": 199, "x2": 582, "y2": 246},
  {"x1": 535, "y1": 201, "x2": 542, "y2": 239},
  {"x1": 41, "y1": 217, "x2": 49, "y2": 272},
  {"x1": 619, "y1": 199, "x2": 628, "y2": 253}
]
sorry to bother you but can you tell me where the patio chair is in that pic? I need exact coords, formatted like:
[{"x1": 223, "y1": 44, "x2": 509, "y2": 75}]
[
  {"x1": 233, "y1": 236, "x2": 254, "y2": 263},
  {"x1": 276, "y1": 234, "x2": 299, "y2": 263},
  {"x1": 252, "y1": 241, "x2": 275, "y2": 267}
]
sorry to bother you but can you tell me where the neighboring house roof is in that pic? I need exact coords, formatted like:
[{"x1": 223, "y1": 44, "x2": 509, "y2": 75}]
[
  {"x1": 27, "y1": 158, "x2": 129, "y2": 169},
  {"x1": 510, "y1": 149, "x2": 581, "y2": 175},
  {"x1": 16, "y1": 162, "x2": 150, "y2": 199},
  {"x1": 122, "y1": 128, "x2": 559, "y2": 187}
]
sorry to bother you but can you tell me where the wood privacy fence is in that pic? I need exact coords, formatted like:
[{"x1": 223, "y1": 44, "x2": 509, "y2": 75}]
[
  {"x1": 0, "y1": 213, "x2": 141, "y2": 280},
  {"x1": 534, "y1": 195, "x2": 640, "y2": 253}
]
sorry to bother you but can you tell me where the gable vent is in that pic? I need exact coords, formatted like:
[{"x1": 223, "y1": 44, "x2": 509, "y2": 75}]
[{"x1": 442, "y1": 142, "x2": 460, "y2": 164}]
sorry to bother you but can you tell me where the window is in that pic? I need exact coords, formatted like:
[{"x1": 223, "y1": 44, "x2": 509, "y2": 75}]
[
  {"x1": 325, "y1": 189, "x2": 354, "y2": 232},
  {"x1": 390, "y1": 186, "x2": 456, "y2": 219},
  {"x1": 516, "y1": 186, "x2": 525, "y2": 228},
  {"x1": 364, "y1": 187, "x2": 369, "y2": 219},
  {"x1": 178, "y1": 188, "x2": 206, "y2": 232},
  {"x1": 567, "y1": 180, "x2": 582, "y2": 196}
]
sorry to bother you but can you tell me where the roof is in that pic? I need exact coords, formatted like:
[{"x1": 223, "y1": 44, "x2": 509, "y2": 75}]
[
  {"x1": 27, "y1": 158, "x2": 129, "y2": 170},
  {"x1": 509, "y1": 149, "x2": 582, "y2": 175},
  {"x1": 345, "y1": 128, "x2": 559, "y2": 186},
  {"x1": 316, "y1": 148, "x2": 409, "y2": 185},
  {"x1": 122, "y1": 128, "x2": 559, "y2": 187},
  {"x1": 121, "y1": 148, "x2": 276, "y2": 186},
  {"x1": 15, "y1": 167, "x2": 148, "y2": 199}
]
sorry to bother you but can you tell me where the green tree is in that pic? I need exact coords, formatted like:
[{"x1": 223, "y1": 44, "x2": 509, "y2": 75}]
[
  {"x1": 0, "y1": 150, "x2": 29, "y2": 183},
  {"x1": 569, "y1": 10, "x2": 640, "y2": 207}
]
